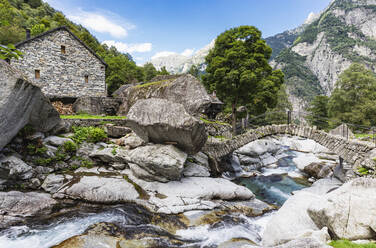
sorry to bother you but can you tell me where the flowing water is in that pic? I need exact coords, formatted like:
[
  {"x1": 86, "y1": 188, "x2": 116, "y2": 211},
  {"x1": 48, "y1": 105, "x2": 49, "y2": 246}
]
[
  {"x1": 235, "y1": 148, "x2": 310, "y2": 206},
  {"x1": 0, "y1": 140, "x2": 313, "y2": 248}
]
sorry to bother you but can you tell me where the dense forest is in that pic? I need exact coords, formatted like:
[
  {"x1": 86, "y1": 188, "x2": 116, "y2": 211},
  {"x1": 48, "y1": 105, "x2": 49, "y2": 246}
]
[{"x1": 0, "y1": 0, "x2": 168, "y2": 95}]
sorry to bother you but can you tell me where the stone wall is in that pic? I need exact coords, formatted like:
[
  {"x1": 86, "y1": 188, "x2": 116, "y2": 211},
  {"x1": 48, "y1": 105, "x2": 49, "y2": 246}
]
[
  {"x1": 63, "y1": 119, "x2": 127, "y2": 129},
  {"x1": 203, "y1": 124, "x2": 376, "y2": 170},
  {"x1": 11, "y1": 29, "x2": 106, "y2": 98},
  {"x1": 73, "y1": 97, "x2": 122, "y2": 116}
]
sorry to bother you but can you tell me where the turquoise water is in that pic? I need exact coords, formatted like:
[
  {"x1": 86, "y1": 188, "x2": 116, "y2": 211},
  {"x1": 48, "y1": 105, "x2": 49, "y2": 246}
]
[{"x1": 235, "y1": 150, "x2": 310, "y2": 206}]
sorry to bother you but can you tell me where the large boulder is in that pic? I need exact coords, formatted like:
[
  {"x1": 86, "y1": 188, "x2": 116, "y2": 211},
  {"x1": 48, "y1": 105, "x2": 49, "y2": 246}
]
[
  {"x1": 126, "y1": 98, "x2": 207, "y2": 154},
  {"x1": 0, "y1": 155, "x2": 33, "y2": 180},
  {"x1": 236, "y1": 139, "x2": 280, "y2": 157},
  {"x1": 55, "y1": 176, "x2": 139, "y2": 203},
  {"x1": 262, "y1": 178, "x2": 342, "y2": 246},
  {"x1": 0, "y1": 60, "x2": 60, "y2": 150},
  {"x1": 0, "y1": 191, "x2": 58, "y2": 229},
  {"x1": 308, "y1": 178, "x2": 376, "y2": 240},
  {"x1": 127, "y1": 144, "x2": 187, "y2": 182},
  {"x1": 116, "y1": 74, "x2": 219, "y2": 116}
]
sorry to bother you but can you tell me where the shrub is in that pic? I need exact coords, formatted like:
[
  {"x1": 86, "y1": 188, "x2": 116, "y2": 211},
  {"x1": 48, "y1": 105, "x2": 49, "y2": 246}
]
[
  {"x1": 62, "y1": 141, "x2": 78, "y2": 153},
  {"x1": 72, "y1": 126, "x2": 107, "y2": 144},
  {"x1": 27, "y1": 144, "x2": 47, "y2": 156},
  {"x1": 81, "y1": 159, "x2": 94, "y2": 168}
]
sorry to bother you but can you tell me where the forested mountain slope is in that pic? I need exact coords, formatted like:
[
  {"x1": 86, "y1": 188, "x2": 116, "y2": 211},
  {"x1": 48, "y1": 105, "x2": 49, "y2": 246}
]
[{"x1": 271, "y1": 0, "x2": 376, "y2": 111}]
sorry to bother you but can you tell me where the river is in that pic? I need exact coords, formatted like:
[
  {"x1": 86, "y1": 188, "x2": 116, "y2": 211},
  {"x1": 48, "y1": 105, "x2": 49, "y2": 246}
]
[{"x1": 0, "y1": 137, "x2": 324, "y2": 248}]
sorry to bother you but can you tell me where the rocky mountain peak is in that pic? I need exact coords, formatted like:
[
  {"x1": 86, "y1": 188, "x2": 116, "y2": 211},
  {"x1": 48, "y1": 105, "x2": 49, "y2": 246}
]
[{"x1": 271, "y1": 0, "x2": 376, "y2": 111}]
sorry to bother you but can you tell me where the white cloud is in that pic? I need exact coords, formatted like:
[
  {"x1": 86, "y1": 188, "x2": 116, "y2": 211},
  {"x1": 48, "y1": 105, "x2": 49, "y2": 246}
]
[
  {"x1": 151, "y1": 51, "x2": 178, "y2": 59},
  {"x1": 68, "y1": 10, "x2": 134, "y2": 38},
  {"x1": 151, "y1": 48, "x2": 195, "y2": 60},
  {"x1": 304, "y1": 12, "x2": 318, "y2": 25},
  {"x1": 181, "y1": 48, "x2": 195, "y2": 57},
  {"x1": 102, "y1": 40, "x2": 152, "y2": 53}
]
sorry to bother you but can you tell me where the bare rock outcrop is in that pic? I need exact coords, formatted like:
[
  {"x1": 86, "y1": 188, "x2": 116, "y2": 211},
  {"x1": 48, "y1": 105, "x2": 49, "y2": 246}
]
[{"x1": 116, "y1": 74, "x2": 221, "y2": 116}]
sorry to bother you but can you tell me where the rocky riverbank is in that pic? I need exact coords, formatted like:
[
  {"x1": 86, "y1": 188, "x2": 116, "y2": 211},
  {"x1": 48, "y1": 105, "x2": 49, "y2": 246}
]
[{"x1": 1, "y1": 131, "x2": 369, "y2": 248}]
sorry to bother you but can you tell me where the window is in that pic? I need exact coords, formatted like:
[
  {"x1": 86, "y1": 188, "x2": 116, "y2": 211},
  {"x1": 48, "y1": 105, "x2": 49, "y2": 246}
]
[
  {"x1": 85, "y1": 75, "x2": 89, "y2": 83},
  {"x1": 35, "y1": 70, "x2": 40, "y2": 79},
  {"x1": 61, "y1": 45, "x2": 66, "y2": 54}
]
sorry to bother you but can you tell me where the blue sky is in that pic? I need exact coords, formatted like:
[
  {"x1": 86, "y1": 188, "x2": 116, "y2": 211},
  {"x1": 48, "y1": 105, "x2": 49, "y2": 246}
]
[{"x1": 45, "y1": 0, "x2": 332, "y2": 65}]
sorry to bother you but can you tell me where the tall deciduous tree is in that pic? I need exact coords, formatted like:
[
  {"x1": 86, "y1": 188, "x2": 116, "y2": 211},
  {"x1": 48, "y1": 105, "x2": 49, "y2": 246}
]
[
  {"x1": 203, "y1": 25, "x2": 284, "y2": 134},
  {"x1": 328, "y1": 63, "x2": 376, "y2": 127},
  {"x1": 143, "y1": 62, "x2": 158, "y2": 81}
]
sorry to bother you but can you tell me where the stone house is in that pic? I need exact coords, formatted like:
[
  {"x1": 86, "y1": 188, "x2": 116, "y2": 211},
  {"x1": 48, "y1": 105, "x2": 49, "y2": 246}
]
[{"x1": 11, "y1": 26, "x2": 107, "y2": 99}]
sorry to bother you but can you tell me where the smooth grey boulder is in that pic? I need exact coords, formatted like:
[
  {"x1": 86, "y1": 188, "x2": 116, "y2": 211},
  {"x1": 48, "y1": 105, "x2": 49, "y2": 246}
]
[
  {"x1": 262, "y1": 191, "x2": 322, "y2": 246},
  {"x1": 127, "y1": 144, "x2": 187, "y2": 182},
  {"x1": 189, "y1": 152, "x2": 209, "y2": 168},
  {"x1": 236, "y1": 139, "x2": 279, "y2": 157},
  {"x1": 44, "y1": 136, "x2": 73, "y2": 147},
  {"x1": 304, "y1": 162, "x2": 335, "y2": 179},
  {"x1": 262, "y1": 178, "x2": 341, "y2": 247},
  {"x1": 0, "y1": 155, "x2": 33, "y2": 180},
  {"x1": 126, "y1": 98, "x2": 207, "y2": 154},
  {"x1": 182, "y1": 161, "x2": 210, "y2": 177},
  {"x1": 0, "y1": 60, "x2": 60, "y2": 150},
  {"x1": 42, "y1": 174, "x2": 69, "y2": 193},
  {"x1": 122, "y1": 132, "x2": 146, "y2": 149},
  {"x1": 0, "y1": 191, "x2": 58, "y2": 228},
  {"x1": 308, "y1": 178, "x2": 376, "y2": 240},
  {"x1": 55, "y1": 176, "x2": 139, "y2": 203},
  {"x1": 273, "y1": 237, "x2": 331, "y2": 248},
  {"x1": 90, "y1": 147, "x2": 128, "y2": 164}
]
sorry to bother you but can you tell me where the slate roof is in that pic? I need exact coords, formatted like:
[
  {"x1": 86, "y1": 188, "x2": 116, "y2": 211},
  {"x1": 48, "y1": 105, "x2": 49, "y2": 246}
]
[{"x1": 16, "y1": 26, "x2": 107, "y2": 67}]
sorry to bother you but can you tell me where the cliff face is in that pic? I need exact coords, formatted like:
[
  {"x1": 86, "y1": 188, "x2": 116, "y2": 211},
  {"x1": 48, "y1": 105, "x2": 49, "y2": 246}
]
[{"x1": 272, "y1": 0, "x2": 376, "y2": 111}]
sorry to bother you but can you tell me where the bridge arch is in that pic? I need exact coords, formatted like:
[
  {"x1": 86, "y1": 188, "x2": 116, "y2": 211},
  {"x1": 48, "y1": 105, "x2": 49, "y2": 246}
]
[{"x1": 202, "y1": 124, "x2": 376, "y2": 170}]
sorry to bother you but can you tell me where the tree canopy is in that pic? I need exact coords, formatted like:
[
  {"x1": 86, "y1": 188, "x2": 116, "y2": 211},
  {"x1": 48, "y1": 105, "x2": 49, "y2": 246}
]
[
  {"x1": 328, "y1": 63, "x2": 376, "y2": 127},
  {"x1": 202, "y1": 25, "x2": 284, "y2": 133},
  {"x1": 307, "y1": 63, "x2": 376, "y2": 130}
]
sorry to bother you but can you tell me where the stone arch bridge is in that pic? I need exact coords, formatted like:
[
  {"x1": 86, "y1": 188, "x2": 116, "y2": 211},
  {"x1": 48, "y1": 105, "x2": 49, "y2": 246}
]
[{"x1": 202, "y1": 124, "x2": 376, "y2": 170}]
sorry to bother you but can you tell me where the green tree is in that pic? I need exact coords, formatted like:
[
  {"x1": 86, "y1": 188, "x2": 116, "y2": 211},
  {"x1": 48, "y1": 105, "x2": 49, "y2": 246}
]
[
  {"x1": 307, "y1": 95, "x2": 330, "y2": 130},
  {"x1": 328, "y1": 63, "x2": 376, "y2": 127},
  {"x1": 30, "y1": 23, "x2": 47, "y2": 36},
  {"x1": 159, "y1": 66, "x2": 169, "y2": 75},
  {"x1": 143, "y1": 62, "x2": 158, "y2": 81},
  {"x1": 203, "y1": 25, "x2": 283, "y2": 134},
  {"x1": 264, "y1": 84, "x2": 292, "y2": 124},
  {"x1": 188, "y1": 64, "x2": 200, "y2": 78}
]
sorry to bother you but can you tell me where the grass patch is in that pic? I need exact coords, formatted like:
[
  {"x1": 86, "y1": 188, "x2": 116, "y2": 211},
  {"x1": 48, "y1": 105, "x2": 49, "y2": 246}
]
[
  {"x1": 200, "y1": 117, "x2": 231, "y2": 126},
  {"x1": 355, "y1": 133, "x2": 374, "y2": 139},
  {"x1": 329, "y1": 240, "x2": 376, "y2": 248},
  {"x1": 208, "y1": 135, "x2": 229, "y2": 141},
  {"x1": 358, "y1": 167, "x2": 370, "y2": 175},
  {"x1": 61, "y1": 114, "x2": 126, "y2": 120},
  {"x1": 134, "y1": 79, "x2": 169, "y2": 88}
]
